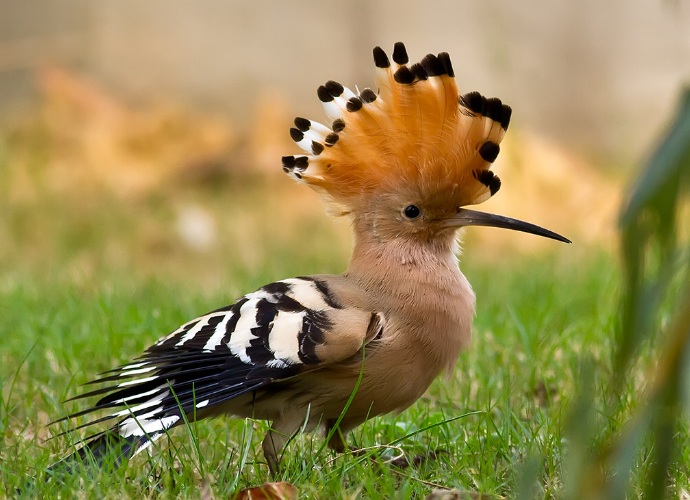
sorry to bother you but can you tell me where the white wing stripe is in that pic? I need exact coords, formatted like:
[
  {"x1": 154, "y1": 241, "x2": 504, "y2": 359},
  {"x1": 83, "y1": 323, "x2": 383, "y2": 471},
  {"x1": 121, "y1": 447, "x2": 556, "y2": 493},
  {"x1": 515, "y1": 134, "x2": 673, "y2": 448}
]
[
  {"x1": 175, "y1": 314, "x2": 211, "y2": 347},
  {"x1": 282, "y1": 278, "x2": 328, "y2": 310},
  {"x1": 118, "y1": 376, "x2": 158, "y2": 388},
  {"x1": 114, "y1": 385, "x2": 166, "y2": 404},
  {"x1": 227, "y1": 297, "x2": 262, "y2": 363},
  {"x1": 120, "y1": 361, "x2": 148, "y2": 370},
  {"x1": 243, "y1": 290, "x2": 273, "y2": 302},
  {"x1": 268, "y1": 310, "x2": 305, "y2": 365},
  {"x1": 202, "y1": 312, "x2": 233, "y2": 351},
  {"x1": 154, "y1": 317, "x2": 198, "y2": 346},
  {"x1": 119, "y1": 366, "x2": 156, "y2": 377},
  {"x1": 114, "y1": 390, "x2": 168, "y2": 417},
  {"x1": 119, "y1": 411, "x2": 180, "y2": 437}
]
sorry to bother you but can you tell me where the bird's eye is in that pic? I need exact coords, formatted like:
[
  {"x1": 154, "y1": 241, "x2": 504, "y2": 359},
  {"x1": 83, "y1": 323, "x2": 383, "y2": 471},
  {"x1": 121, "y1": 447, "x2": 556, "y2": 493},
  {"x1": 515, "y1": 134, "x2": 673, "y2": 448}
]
[{"x1": 403, "y1": 205, "x2": 421, "y2": 219}]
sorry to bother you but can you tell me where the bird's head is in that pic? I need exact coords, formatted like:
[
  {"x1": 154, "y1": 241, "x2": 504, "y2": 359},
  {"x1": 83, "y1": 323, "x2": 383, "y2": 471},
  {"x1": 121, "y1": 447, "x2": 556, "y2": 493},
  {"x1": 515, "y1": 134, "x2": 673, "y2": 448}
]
[{"x1": 283, "y1": 43, "x2": 570, "y2": 247}]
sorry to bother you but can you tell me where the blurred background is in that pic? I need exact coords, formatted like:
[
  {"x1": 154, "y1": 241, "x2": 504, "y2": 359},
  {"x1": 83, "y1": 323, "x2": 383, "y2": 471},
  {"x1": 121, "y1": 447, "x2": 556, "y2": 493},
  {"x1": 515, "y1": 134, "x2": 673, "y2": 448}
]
[
  {"x1": 2, "y1": 4, "x2": 690, "y2": 496},
  {"x1": 1, "y1": 0, "x2": 689, "y2": 289}
]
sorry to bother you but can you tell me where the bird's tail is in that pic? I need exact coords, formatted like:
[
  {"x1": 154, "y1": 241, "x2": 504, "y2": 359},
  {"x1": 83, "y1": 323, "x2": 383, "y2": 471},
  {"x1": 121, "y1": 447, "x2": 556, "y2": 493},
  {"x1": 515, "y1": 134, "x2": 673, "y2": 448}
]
[
  {"x1": 19, "y1": 432, "x2": 153, "y2": 494},
  {"x1": 46, "y1": 432, "x2": 152, "y2": 478}
]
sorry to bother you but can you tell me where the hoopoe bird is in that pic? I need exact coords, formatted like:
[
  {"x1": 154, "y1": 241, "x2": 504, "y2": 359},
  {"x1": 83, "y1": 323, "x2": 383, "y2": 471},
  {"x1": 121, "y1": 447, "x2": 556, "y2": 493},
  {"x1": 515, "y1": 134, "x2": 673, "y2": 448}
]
[{"x1": 50, "y1": 42, "x2": 569, "y2": 477}]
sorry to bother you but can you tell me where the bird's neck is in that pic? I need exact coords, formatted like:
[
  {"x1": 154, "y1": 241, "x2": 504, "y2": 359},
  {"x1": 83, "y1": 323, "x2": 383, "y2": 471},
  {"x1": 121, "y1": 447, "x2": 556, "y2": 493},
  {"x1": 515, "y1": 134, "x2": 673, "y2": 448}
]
[
  {"x1": 345, "y1": 224, "x2": 476, "y2": 375},
  {"x1": 345, "y1": 227, "x2": 471, "y2": 307}
]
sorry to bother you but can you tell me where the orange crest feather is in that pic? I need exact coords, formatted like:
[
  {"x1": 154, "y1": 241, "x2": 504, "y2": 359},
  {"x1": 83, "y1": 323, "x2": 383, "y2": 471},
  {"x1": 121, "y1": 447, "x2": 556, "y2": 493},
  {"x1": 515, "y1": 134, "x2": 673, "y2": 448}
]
[{"x1": 282, "y1": 42, "x2": 511, "y2": 214}]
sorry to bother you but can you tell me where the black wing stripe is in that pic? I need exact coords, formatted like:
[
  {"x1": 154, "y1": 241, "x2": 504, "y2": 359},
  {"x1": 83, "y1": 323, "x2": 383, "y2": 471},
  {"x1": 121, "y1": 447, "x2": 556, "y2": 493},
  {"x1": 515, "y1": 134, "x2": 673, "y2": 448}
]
[
  {"x1": 182, "y1": 312, "x2": 234, "y2": 351},
  {"x1": 94, "y1": 363, "x2": 226, "y2": 387},
  {"x1": 95, "y1": 353, "x2": 223, "y2": 380},
  {"x1": 65, "y1": 355, "x2": 260, "y2": 428},
  {"x1": 190, "y1": 381, "x2": 267, "y2": 411},
  {"x1": 88, "y1": 357, "x2": 228, "y2": 385},
  {"x1": 245, "y1": 298, "x2": 278, "y2": 364},
  {"x1": 127, "y1": 368, "x2": 264, "y2": 417},
  {"x1": 52, "y1": 413, "x2": 122, "y2": 439},
  {"x1": 50, "y1": 406, "x2": 117, "y2": 426},
  {"x1": 139, "y1": 351, "x2": 227, "y2": 363},
  {"x1": 99, "y1": 373, "x2": 228, "y2": 406},
  {"x1": 114, "y1": 380, "x2": 269, "y2": 440},
  {"x1": 147, "y1": 298, "x2": 246, "y2": 353},
  {"x1": 57, "y1": 356, "x2": 242, "y2": 423},
  {"x1": 60, "y1": 381, "x2": 225, "y2": 428},
  {"x1": 152, "y1": 381, "x2": 257, "y2": 417}
]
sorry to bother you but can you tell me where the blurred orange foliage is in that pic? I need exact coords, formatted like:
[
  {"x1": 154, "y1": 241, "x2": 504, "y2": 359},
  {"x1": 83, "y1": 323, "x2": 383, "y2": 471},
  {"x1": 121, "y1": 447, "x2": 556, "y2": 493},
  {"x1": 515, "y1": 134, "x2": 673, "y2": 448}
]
[{"x1": 16, "y1": 67, "x2": 237, "y2": 198}]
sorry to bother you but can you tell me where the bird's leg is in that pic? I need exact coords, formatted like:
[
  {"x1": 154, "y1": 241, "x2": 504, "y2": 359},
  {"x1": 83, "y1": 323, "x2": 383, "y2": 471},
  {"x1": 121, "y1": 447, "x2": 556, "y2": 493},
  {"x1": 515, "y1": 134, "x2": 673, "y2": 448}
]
[
  {"x1": 326, "y1": 419, "x2": 372, "y2": 458},
  {"x1": 327, "y1": 418, "x2": 367, "y2": 456},
  {"x1": 326, "y1": 418, "x2": 348, "y2": 453},
  {"x1": 326, "y1": 418, "x2": 446, "y2": 468},
  {"x1": 262, "y1": 417, "x2": 302, "y2": 477}
]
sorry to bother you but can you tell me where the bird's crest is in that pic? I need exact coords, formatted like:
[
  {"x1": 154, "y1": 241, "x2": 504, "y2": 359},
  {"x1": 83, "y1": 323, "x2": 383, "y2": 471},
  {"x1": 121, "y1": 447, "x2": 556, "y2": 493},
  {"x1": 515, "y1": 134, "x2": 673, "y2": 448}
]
[{"x1": 282, "y1": 42, "x2": 512, "y2": 215}]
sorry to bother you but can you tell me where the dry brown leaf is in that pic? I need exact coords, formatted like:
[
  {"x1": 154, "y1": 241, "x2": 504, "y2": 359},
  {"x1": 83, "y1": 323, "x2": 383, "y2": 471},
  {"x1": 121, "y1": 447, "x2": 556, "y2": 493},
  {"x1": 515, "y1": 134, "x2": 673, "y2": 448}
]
[{"x1": 231, "y1": 482, "x2": 298, "y2": 500}]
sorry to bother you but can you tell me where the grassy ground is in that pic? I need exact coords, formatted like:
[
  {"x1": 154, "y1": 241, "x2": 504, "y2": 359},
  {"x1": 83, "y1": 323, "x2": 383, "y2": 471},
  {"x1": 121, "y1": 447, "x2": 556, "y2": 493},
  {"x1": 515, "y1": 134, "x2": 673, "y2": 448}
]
[
  {"x1": 0, "y1": 223, "x2": 628, "y2": 498},
  {"x1": 0, "y1": 131, "x2": 685, "y2": 497}
]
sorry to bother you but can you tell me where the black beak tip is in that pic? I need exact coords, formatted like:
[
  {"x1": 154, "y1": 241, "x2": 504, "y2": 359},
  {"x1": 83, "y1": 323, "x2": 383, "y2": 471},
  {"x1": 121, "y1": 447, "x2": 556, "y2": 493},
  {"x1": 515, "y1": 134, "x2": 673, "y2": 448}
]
[
  {"x1": 536, "y1": 228, "x2": 572, "y2": 243},
  {"x1": 534, "y1": 228, "x2": 571, "y2": 244}
]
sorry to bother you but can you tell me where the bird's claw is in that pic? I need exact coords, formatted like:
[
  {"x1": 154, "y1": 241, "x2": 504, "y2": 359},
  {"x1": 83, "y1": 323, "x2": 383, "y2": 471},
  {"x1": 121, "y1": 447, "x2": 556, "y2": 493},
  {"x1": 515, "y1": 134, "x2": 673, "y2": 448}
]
[
  {"x1": 346, "y1": 446, "x2": 448, "y2": 469},
  {"x1": 388, "y1": 449, "x2": 449, "y2": 469}
]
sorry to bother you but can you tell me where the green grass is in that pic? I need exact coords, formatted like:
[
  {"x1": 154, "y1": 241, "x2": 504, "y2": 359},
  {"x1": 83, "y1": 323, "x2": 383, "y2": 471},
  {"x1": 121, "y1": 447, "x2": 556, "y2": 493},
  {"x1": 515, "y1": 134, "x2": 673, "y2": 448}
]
[
  {"x1": 0, "y1": 245, "x2": 636, "y2": 499},
  {"x1": 0, "y1": 123, "x2": 687, "y2": 497}
]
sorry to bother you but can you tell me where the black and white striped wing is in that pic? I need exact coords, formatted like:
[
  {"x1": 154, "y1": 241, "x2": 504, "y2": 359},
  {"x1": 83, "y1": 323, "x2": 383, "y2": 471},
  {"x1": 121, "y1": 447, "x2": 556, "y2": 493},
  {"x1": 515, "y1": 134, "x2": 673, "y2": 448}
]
[{"x1": 56, "y1": 276, "x2": 383, "y2": 456}]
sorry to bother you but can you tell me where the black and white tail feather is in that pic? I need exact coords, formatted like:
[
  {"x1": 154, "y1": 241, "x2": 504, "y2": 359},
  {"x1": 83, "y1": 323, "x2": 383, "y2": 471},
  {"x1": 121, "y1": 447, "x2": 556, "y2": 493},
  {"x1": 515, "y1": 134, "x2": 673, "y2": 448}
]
[{"x1": 48, "y1": 276, "x2": 379, "y2": 474}]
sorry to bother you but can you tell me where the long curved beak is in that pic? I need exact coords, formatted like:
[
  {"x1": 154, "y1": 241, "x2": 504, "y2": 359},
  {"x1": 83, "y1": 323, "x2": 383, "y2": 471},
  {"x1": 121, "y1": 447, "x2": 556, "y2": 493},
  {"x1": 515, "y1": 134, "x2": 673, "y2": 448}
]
[{"x1": 447, "y1": 208, "x2": 571, "y2": 243}]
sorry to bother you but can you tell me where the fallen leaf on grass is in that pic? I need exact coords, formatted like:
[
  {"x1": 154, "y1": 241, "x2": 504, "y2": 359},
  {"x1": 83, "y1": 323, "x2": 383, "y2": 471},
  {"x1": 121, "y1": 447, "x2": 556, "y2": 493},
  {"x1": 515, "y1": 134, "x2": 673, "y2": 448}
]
[{"x1": 232, "y1": 482, "x2": 298, "y2": 500}]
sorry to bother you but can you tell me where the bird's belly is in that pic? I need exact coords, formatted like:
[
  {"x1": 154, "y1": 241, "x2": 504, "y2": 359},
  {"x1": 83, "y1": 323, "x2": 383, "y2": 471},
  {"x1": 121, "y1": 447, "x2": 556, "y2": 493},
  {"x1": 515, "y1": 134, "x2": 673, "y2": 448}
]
[
  {"x1": 358, "y1": 345, "x2": 452, "y2": 416},
  {"x1": 216, "y1": 321, "x2": 467, "y2": 427},
  {"x1": 294, "y1": 341, "x2": 457, "y2": 421}
]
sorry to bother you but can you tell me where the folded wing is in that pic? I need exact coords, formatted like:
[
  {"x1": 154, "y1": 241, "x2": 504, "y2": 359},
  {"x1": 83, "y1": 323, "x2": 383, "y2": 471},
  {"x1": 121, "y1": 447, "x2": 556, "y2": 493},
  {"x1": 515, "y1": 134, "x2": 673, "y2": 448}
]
[{"x1": 54, "y1": 276, "x2": 384, "y2": 458}]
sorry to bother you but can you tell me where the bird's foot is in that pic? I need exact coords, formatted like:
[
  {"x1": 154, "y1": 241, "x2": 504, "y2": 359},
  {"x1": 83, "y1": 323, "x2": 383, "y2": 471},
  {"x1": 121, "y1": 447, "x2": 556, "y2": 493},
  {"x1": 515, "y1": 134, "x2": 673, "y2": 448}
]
[
  {"x1": 345, "y1": 446, "x2": 447, "y2": 469},
  {"x1": 346, "y1": 445, "x2": 367, "y2": 456},
  {"x1": 388, "y1": 449, "x2": 448, "y2": 469}
]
